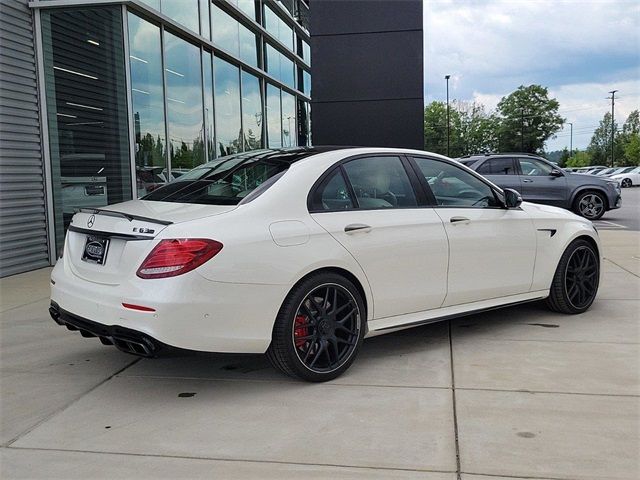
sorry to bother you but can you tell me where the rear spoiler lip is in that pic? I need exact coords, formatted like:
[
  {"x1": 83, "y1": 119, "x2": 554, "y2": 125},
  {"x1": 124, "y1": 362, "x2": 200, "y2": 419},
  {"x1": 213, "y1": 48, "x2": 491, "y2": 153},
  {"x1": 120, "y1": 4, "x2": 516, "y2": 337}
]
[
  {"x1": 79, "y1": 208, "x2": 173, "y2": 225},
  {"x1": 68, "y1": 225, "x2": 154, "y2": 241}
]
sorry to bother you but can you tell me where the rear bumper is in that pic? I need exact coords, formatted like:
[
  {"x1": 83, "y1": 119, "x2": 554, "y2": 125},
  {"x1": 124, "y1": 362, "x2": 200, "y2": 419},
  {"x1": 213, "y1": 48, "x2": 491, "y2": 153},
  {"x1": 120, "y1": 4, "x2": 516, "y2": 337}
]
[
  {"x1": 49, "y1": 301, "x2": 173, "y2": 357},
  {"x1": 50, "y1": 257, "x2": 289, "y2": 354}
]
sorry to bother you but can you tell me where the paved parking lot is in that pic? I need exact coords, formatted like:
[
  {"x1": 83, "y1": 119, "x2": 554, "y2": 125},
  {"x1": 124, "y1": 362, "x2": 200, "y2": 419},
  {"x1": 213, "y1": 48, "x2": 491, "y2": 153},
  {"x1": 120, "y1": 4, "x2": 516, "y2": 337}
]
[{"x1": 1, "y1": 230, "x2": 638, "y2": 479}]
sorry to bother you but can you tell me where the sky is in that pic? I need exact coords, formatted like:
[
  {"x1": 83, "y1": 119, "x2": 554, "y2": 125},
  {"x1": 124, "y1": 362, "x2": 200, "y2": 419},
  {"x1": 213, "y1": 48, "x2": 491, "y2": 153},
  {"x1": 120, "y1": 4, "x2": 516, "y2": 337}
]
[{"x1": 423, "y1": 0, "x2": 640, "y2": 151}]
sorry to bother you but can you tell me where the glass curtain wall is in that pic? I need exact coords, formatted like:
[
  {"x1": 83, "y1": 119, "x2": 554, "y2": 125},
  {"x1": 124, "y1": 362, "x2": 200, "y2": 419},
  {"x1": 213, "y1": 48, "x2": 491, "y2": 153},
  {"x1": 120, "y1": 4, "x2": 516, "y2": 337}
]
[
  {"x1": 163, "y1": 31, "x2": 205, "y2": 173},
  {"x1": 127, "y1": 12, "x2": 167, "y2": 197},
  {"x1": 281, "y1": 91, "x2": 296, "y2": 147},
  {"x1": 41, "y1": 6, "x2": 131, "y2": 252},
  {"x1": 266, "y1": 83, "x2": 282, "y2": 147},
  {"x1": 214, "y1": 56, "x2": 242, "y2": 156},
  {"x1": 241, "y1": 71, "x2": 263, "y2": 150}
]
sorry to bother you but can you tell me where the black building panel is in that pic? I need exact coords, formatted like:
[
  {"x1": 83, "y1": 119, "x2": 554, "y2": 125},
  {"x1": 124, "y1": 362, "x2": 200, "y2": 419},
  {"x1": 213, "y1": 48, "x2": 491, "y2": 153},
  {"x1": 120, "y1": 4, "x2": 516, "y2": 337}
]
[
  {"x1": 311, "y1": 99, "x2": 424, "y2": 148},
  {"x1": 310, "y1": 0, "x2": 424, "y2": 149},
  {"x1": 311, "y1": 0, "x2": 422, "y2": 35}
]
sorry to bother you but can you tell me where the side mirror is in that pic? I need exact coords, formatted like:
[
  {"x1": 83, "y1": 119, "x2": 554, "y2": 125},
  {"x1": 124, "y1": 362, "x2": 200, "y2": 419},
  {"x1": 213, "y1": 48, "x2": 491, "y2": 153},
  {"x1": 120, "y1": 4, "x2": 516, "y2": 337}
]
[
  {"x1": 550, "y1": 168, "x2": 563, "y2": 177},
  {"x1": 503, "y1": 188, "x2": 522, "y2": 208}
]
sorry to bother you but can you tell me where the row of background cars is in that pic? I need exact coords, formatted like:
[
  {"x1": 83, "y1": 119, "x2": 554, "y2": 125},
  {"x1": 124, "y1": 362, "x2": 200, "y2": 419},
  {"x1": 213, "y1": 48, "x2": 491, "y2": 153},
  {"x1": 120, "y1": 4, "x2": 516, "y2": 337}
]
[
  {"x1": 458, "y1": 153, "x2": 624, "y2": 220},
  {"x1": 565, "y1": 165, "x2": 640, "y2": 188}
]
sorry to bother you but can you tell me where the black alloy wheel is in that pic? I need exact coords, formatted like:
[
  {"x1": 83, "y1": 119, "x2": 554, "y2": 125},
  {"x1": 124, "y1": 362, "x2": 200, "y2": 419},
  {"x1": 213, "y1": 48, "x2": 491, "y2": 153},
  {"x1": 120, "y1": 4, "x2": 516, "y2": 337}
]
[
  {"x1": 621, "y1": 178, "x2": 632, "y2": 188},
  {"x1": 267, "y1": 273, "x2": 365, "y2": 382},
  {"x1": 546, "y1": 239, "x2": 600, "y2": 314}
]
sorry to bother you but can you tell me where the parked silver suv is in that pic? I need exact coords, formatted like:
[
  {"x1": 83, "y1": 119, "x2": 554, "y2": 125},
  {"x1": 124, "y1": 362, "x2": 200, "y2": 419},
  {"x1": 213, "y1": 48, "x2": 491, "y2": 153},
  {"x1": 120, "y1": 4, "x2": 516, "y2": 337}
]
[{"x1": 459, "y1": 153, "x2": 622, "y2": 220}]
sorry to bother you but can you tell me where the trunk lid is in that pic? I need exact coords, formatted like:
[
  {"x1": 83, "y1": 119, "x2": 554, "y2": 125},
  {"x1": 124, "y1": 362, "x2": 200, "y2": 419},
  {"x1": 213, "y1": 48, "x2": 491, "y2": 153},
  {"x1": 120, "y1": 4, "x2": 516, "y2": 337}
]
[{"x1": 65, "y1": 200, "x2": 236, "y2": 285}]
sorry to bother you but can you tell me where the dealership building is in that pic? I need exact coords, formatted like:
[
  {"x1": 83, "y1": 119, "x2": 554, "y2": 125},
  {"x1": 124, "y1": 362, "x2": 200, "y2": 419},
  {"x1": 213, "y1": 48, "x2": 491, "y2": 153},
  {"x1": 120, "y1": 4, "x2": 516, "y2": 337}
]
[{"x1": 0, "y1": 0, "x2": 423, "y2": 277}]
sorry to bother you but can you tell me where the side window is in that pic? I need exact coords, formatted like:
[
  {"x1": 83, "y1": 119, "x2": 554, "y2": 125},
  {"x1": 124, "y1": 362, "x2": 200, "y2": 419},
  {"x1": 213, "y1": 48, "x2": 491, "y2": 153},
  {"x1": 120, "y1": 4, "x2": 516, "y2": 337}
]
[
  {"x1": 342, "y1": 156, "x2": 417, "y2": 209},
  {"x1": 519, "y1": 158, "x2": 553, "y2": 176},
  {"x1": 412, "y1": 157, "x2": 500, "y2": 208},
  {"x1": 476, "y1": 158, "x2": 515, "y2": 175},
  {"x1": 310, "y1": 169, "x2": 355, "y2": 211}
]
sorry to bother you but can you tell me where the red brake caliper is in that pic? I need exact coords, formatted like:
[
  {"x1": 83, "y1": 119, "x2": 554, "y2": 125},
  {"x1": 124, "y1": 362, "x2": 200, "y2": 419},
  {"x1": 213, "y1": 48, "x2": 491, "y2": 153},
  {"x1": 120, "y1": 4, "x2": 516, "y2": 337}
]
[{"x1": 294, "y1": 315, "x2": 309, "y2": 348}]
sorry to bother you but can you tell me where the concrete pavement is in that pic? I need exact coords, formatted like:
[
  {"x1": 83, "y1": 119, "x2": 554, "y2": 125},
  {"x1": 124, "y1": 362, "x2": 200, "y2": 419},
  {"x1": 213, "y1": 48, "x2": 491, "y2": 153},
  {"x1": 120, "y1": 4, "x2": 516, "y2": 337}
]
[{"x1": 1, "y1": 230, "x2": 638, "y2": 479}]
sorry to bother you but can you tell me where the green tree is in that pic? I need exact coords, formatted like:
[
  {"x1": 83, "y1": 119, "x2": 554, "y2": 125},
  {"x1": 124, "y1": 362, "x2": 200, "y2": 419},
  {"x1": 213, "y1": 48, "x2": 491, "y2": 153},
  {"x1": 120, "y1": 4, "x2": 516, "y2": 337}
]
[
  {"x1": 424, "y1": 101, "x2": 461, "y2": 156},
  {"x1": 495, "y1": 85, "x2": 564, "y2": 153},
  {"x1": 565, "y1": 150, "x2": 592, "y2": 167},
  {"x1": 559, "y1": 147, "x2": 571, "y2": 167},
  {"x1": 587, "y1": 112, "x2": 621, "y2": 166},
  {"x1": 457, "y1": 101, "x2": 500, "y2": 154},
  {"x1": 623, "y1": 134, "x2": 640, "y2": 165},
  {"x1": 618, "y1": 110, "x2": 640, "y2": 166}
]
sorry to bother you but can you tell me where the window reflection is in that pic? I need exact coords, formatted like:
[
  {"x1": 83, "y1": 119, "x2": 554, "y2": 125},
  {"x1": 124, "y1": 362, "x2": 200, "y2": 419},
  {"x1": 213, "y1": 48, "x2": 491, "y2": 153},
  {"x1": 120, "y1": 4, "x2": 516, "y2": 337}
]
[
  {"x1": 211, "y1": 3, "x2": 239, "y2": 55},
  {"x1": 214, "y1": 56, "x2": 241, "y2": 155},
  {"x1": 202, "y1": 50, "x2": 215, "y2": 161},
  {"x1": 164, "y1": 31, "x2": 205, "y2": 172},
  {"x1": 264, "y1": 4, "x2": 293, "y2": 50},
  {"x1": 236, "y1": 0, "x2": 257, "y2": 20},
  {"x1": 128, "y1": 13, "x2": 168, "y2": 197},
  {"x1": 281, "y1": 91, "x2": 296, "y2": 147},
  {"x1": 42, "y1": 6, "x2": 131, "y2": 252},
  {"x1": 161, "y1": 0, "x2": 199, "y2": 33},
  {"x1": 239, "y1": 22, "x2": 259, "y2": 67},
  {"x1": 266, "y1": 84, "x2": 282, "y2": 148},
  {"x1": 199, "y1": 0, "x2": 210, "y2": 39},
  {"x1": 297, "y1": 100, "x2": 311, "y2": 146},
  {"x1": 265, "y1": 43, "x2": 295, "y2": 89},
  {"x1": 302, "y1": 39, "x2": 311, "y2": 65},
  {"x1": 241, "y1": 71, "x2": 263, "y2": 151}
]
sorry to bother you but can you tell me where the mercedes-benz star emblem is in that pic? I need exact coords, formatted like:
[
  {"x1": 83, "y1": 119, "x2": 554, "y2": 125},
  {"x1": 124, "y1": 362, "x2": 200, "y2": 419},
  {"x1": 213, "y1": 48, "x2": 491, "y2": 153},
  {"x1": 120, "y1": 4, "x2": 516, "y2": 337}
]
[{"x1": 87, "y1": 214, "x2": 95, "y2": 228}]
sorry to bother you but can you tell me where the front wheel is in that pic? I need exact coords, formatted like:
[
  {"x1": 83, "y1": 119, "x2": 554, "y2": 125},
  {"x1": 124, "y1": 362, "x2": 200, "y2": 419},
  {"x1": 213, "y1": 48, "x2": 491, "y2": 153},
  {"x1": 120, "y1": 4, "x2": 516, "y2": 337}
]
[
  {"x1": 574, "y1": 191, "x2": 606, "y2": 220},
  {"x1": 621, "y1": 178, "x2": 632, "y2": 188},
  {"x1": 546, "y1": 239, "x2": 600, "y2": 314},
  {"x1": 267, "y1": 272, "x2": 365, "y2": 382}
]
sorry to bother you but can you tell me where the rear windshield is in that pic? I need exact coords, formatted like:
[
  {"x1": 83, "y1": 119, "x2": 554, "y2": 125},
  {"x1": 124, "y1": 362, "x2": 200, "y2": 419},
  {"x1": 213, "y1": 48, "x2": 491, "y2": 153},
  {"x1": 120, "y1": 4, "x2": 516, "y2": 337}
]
[
  {"x1": 458, "y1": 159, "x2": 479, "y2": 166},
  {"x1": 142, "y1": 149, "x2": 320, "y2": 205}
]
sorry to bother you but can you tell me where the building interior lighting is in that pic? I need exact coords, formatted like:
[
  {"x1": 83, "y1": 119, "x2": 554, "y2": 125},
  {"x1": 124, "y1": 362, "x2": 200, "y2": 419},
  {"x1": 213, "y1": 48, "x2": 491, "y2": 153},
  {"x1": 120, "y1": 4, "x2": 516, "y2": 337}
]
[
  {"x1": 56, "y1": 113, "x2": 77, "y2": 118},
  {"x1": 129, "y1": 55, "x2": 148, "y2": 64},
  {"x1": 53, "y1": 66, "x2": 98, "y2": 80},
  {"x1": 66, "y1": 102, "x2": 103, "y2": 111},
  {"x1": 165, "y1": 68, "x2": 184, "y2": 77},
  {"x1": 87, "y1": 39, "x2": 100, "y2": 46}
]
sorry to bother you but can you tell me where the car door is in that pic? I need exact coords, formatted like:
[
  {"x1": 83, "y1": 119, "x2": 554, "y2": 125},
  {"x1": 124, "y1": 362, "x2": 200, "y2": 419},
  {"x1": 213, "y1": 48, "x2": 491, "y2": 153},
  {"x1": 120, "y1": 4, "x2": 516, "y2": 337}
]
[
  {"x1": 475, "y1": 157, "x2": 522, "y2": 193},
  {"x1": 309, "y1": 155, "x2": 449, "y2": 319},
  {"x1": 517, "y1": 157, "x2": 568, "y2": 207},
  {"x1": 410, "y1": 156, "x2": 537, "y2": 306}
]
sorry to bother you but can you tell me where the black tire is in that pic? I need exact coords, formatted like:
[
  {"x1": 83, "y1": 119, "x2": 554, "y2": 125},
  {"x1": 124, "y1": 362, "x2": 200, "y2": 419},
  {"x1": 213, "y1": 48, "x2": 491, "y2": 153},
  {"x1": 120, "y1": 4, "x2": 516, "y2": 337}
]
[
  {"x1": 573, "y1": 191, "x2": 606, "y2": 220},
  {"x1": 621, "y1": 178, "x2": 632, "y2": 188},
  {"x1": 267, "y1": 272, "x2": 365, "y2": 382},
  {"x1": 546, "y1": 238, "x2": 600, "y2": 314}
]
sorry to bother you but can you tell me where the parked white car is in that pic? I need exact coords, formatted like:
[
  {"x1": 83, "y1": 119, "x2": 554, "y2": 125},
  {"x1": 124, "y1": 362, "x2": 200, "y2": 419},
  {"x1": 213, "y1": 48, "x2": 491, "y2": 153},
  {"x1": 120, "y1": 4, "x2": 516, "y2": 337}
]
[
  {"x1": 50, "y1": 147, "x2": 601, "y2": 381},
  {"x1": 610, "y1": 166, "x2": 640, "y2": 187}
]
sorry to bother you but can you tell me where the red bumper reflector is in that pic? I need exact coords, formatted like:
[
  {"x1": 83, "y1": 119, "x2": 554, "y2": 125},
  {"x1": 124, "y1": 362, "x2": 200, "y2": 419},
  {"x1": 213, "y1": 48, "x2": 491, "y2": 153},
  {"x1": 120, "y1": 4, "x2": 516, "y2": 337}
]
[{"x1": 122, "y1": 303, "x2": 156, "y2": 312}]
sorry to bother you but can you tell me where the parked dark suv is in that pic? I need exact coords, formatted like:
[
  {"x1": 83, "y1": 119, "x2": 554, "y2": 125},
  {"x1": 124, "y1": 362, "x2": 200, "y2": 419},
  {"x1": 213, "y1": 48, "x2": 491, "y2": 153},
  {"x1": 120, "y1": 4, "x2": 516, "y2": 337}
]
[{"x1": 458, "y1": 153, "x2": 622, "y2": 220}]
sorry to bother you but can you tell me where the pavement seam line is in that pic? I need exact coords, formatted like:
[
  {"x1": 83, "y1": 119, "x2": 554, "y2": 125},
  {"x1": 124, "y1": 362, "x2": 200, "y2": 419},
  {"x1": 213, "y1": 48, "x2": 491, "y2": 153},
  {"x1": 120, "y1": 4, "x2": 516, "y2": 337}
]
[
  {"x1": 113, "y1": 373, "x2": 640, "y2": 397},
  {"x1": 3, "y1": 445, "x2": 457, "y2": 475},
  {"x1": 3, "y1": 358, "x2": 141, "y2": 448},
  {"x1": 0, "y1": 296, "x2": 50, "y2": 314},
  {"x1": 448, "y1": 320, "x2": 462, "y2": 480},
  {"x1": 604, "y1": 257, "x2": 640, "y2": 278}
]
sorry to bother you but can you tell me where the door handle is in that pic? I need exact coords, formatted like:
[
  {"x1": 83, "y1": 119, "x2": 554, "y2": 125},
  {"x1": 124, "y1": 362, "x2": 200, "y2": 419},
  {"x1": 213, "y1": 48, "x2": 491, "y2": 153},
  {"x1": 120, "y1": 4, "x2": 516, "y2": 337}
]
[
  {"x1": 522, "y1": 178, "x2": 533, "y2": 183},
  {"x1": 450, "y1": 216, "x2": 470, "y2": 224},
  {"x1": 344, "y1": 223, "x2": 372, "y2": 233}
]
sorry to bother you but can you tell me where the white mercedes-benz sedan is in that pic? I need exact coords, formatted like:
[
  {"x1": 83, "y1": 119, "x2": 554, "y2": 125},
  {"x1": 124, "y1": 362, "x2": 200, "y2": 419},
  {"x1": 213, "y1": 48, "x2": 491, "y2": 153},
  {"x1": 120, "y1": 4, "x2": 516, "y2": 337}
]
[{"x1": 50, "y1": 147, "x2": 601, "y2": 381}]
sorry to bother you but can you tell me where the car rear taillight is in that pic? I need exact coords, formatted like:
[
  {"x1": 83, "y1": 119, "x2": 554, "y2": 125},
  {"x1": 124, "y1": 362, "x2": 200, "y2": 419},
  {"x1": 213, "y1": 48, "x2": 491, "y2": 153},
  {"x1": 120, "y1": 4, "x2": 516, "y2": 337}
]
[{"x1": 136, "y1": 239, "x2": 223, "y2": 279}]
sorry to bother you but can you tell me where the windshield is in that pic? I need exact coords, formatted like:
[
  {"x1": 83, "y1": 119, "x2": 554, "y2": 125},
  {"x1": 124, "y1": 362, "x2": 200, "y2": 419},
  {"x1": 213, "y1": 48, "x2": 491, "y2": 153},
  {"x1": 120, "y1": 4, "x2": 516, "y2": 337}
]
[{"x1": 142, "y1": 148, "x2": 325, "y2": 205}]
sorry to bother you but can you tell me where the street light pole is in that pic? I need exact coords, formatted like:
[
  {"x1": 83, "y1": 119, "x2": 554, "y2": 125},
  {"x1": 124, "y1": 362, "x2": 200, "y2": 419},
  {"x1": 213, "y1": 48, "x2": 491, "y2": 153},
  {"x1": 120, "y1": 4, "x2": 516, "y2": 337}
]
[
  {"x1": 608, "y1": 90, "x2": 618, "y2": 167},
  {"x1": 568, "y1": 122, "x2": 573, "y2": 158},
  {"x1": 445, "y1": 75, "x2": 451, "y2": 157}
]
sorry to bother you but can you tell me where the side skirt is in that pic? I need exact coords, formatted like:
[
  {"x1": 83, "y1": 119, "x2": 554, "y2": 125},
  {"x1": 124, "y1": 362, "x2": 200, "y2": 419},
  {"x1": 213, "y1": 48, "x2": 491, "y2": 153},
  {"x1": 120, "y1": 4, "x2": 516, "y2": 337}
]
[{"x1": 366, "y1": 290, "x2": 549, "y2": 337}]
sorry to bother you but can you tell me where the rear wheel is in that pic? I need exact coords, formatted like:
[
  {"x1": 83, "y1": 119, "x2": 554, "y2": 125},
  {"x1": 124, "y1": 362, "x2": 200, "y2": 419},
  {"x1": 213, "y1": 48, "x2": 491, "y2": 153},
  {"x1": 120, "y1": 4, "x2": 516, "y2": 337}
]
[
  {"x1": 267, "y1": 272, "x2": 365, "y2": 382},
  {"x1": 546, "y1": 239, "x2": 599, "y2": 314},
  {"x1": 621, "y1": 178, "x2": 632, "y2": 188},
  {"x1": 573, "y1": 191, "x2": 606, "y2": 220}
]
